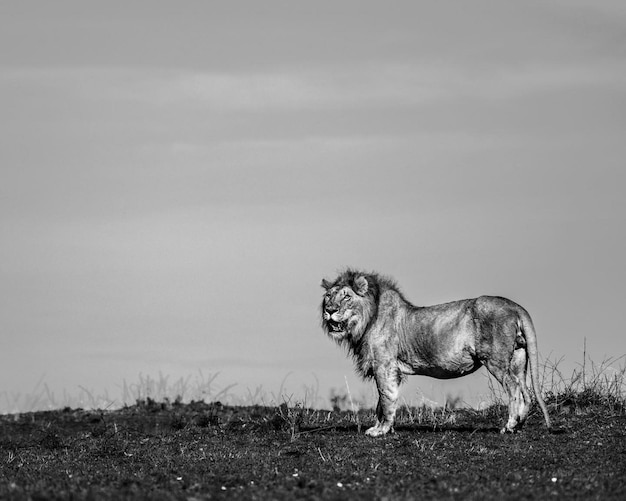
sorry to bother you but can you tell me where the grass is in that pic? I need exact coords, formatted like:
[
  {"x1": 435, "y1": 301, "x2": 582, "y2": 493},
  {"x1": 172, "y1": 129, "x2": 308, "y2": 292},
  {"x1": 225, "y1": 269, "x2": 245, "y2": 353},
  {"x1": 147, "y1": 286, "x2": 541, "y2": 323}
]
[
  {"x1": 2, "y1": 369, "x2": 337, "y2": 418},
  {"x1": 1, "y1": 349, "x2": 625, "y2": 500},
  {"x1": 4, "y1": 343, "x2": 625, "y2": 424},
  {"x1": 543, "y1": 340, "x2": 626, "y2": 415},
  {"x1": 1, "y1": 370, "x2": 300, "y2": 415}
]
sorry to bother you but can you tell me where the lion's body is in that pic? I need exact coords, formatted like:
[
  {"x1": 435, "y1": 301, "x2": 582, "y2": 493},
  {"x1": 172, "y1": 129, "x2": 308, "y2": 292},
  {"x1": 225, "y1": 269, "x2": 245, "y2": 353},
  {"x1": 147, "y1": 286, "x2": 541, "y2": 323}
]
[{"x1": 321, "y1": 269, "x2": 551, "y2": 436}]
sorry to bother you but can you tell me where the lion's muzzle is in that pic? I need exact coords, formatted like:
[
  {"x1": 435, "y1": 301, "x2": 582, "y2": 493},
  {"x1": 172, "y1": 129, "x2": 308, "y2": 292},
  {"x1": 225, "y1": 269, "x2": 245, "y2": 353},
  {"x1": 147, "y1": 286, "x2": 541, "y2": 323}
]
[{"x1": 324, "y1": 309, "x2": 345, "y2": 333}]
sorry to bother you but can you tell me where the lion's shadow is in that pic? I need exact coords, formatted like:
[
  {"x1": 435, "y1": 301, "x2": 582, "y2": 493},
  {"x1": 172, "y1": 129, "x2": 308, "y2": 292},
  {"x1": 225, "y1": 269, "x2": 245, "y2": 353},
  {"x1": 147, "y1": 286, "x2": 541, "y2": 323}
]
[
  {"x1": 320, "y1": 423, "x2": 501, "y2": 434},
  {"x1": 395, "y1": 424, "x2": 501, "y2": 434},
  {"x1": 318, "y1": 422, "x2": 563, "y2": 435}
]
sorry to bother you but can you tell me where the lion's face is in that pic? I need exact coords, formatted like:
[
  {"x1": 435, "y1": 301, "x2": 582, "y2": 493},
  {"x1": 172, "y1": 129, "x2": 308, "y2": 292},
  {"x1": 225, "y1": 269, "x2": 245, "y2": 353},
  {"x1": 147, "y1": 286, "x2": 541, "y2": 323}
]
[
  {"x1": 322, "y1": 286, "x2": 358, "y2": 340},
  {"x1": 321, "y1": 275, "x2": 371, "y2": 341}
]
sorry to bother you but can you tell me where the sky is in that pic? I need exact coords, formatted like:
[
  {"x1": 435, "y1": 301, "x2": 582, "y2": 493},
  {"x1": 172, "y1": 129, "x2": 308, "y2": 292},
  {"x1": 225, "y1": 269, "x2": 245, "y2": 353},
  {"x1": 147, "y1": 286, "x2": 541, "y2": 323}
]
[{"x1": 1, "y1": 1, "x2": 625, "y2": 413}]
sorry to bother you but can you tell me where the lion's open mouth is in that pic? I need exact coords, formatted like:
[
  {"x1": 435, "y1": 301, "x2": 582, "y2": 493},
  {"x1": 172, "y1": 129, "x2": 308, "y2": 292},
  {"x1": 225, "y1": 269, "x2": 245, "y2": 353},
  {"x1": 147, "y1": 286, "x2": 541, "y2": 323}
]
[{"x1": 327, "y1": 319, "x2": 344, "y2": 333}]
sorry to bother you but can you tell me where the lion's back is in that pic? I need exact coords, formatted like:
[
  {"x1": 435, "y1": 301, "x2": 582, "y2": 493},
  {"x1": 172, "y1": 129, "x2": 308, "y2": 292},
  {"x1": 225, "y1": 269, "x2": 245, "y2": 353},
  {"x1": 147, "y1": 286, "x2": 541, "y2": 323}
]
[{"x1": 472, "y1": 295, "x2": 528, "y2": 319}]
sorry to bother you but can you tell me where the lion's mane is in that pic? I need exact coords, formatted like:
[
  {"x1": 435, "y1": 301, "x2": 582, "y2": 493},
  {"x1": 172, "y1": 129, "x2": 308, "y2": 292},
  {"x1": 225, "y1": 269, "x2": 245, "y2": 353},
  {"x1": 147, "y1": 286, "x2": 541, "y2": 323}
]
[{"x1": 321, "y1": 268, "x2": 414, "y2": 378}]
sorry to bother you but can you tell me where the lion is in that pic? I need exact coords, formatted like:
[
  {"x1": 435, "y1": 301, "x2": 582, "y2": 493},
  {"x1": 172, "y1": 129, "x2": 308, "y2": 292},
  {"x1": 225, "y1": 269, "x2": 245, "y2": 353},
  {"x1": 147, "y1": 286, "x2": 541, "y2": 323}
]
[{"x1": 320, "y1": 269, "x2": 551, "y2": 436}]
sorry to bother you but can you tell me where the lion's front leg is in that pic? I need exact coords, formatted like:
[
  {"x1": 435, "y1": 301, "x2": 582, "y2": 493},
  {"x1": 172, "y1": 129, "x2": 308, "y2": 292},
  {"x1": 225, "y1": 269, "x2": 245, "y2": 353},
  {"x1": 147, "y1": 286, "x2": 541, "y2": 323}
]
[{"x1": 366, "y1": 368, "x2": 400, "y2": 437}]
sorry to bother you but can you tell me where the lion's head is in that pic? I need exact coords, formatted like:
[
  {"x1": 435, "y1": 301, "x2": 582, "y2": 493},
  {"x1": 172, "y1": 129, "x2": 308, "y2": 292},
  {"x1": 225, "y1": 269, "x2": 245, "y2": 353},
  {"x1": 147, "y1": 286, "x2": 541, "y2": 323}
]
[{"x1": 320, "y1": 270, "x2": 379, "y2": 343}]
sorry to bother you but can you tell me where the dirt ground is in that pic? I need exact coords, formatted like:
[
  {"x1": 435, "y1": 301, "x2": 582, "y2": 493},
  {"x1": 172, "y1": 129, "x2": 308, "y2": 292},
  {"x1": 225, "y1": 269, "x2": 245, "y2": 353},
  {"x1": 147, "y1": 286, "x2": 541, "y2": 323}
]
[{"x1": 1, "y1": 399, "x2": 624, "y2": 500}]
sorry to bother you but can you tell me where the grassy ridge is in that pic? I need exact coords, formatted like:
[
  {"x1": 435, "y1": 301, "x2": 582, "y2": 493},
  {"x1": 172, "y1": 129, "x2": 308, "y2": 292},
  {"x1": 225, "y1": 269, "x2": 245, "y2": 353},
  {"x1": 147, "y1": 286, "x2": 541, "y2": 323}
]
[
  {"x1": 0, "y1": 353, "x2": 624, "y2": 500},
  {"x1": 1, "y1": 392, "x2": 624, "y2": 499}
]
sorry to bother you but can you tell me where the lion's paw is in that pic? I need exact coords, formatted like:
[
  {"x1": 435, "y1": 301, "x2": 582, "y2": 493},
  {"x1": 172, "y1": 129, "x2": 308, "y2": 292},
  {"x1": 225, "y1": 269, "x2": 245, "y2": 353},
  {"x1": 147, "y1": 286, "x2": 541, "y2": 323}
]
[
  {"x1": 365, "y1": 426, "x2": 384, "y2": 437},
  {"x1": 365, "y1": 425, "x2": 392, "y2": 437}
]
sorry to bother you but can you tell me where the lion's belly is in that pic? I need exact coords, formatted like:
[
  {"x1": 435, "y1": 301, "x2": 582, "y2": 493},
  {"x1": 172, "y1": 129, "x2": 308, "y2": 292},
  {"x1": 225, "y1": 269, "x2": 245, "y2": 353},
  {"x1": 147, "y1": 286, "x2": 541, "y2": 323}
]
[{"x1": 399, "y1": 354, "x2": 481, "y2": 379}]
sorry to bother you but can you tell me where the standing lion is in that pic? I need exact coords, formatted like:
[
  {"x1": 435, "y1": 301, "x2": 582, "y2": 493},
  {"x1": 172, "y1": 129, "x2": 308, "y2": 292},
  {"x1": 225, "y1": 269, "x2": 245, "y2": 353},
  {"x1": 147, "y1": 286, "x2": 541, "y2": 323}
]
[{"x1": 320, "y1": 269, "x2": 551, "y2": 436}]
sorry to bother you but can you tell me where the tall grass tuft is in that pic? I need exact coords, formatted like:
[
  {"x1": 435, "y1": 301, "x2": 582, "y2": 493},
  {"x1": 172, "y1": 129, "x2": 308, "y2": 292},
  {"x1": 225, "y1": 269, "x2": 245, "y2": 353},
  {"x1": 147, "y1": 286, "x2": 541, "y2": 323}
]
[{"x1": 543, "y1": 340, "x2": 625, "y2": 415}]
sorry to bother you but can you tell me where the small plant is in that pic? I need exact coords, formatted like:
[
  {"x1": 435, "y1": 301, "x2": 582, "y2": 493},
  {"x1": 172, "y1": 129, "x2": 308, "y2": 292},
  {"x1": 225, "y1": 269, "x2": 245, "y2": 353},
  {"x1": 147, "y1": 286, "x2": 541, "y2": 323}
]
[
  {"x1": 275, "y1": 399, "x2": 307, "y2": 441},
  {"x1": 196, "y1": 406, "x2": 220, "y2": 428}
]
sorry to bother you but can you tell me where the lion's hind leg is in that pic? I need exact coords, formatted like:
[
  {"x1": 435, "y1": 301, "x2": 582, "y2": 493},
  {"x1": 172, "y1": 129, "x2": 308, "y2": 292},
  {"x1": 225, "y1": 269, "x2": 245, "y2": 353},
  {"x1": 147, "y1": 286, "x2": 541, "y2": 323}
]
[
  {"x1": 483, "y1": 346, "x2": 531, "y2": 433},
  {"x1": 501, "y1": 347, "x2": 532, "y2": 433}
]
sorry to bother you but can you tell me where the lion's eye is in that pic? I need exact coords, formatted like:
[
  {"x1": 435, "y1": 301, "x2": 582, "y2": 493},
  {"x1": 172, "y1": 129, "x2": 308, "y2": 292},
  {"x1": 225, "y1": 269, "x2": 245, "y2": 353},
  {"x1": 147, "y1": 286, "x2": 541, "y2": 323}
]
[{"x1": 342, "y1": 295, "x2": 350, "y2": 302}]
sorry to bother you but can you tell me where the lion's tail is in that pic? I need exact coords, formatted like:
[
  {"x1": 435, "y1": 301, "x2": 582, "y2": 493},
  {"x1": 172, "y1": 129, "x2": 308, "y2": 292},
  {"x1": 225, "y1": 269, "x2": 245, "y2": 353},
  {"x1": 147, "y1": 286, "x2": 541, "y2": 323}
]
[{"x1": 518, "y1": 313, "x2": 551, "y2": 429}]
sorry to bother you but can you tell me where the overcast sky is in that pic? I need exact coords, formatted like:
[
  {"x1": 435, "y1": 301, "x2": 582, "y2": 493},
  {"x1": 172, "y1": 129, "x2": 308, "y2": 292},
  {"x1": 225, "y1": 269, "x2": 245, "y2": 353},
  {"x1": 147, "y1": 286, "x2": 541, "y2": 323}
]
[{"x1": 1, "y1": 1, "x2": 625, "y2": 412}]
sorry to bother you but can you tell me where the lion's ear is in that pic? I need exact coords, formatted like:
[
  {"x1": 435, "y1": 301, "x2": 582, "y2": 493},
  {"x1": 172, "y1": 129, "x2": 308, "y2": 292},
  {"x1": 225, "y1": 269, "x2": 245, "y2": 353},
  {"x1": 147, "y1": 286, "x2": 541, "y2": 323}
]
[
  {"x1": 354, "y1": 276, "x2": 369, "y2": 296},
  {"x1": 321, "y1": 278, "x2": 333, "y2": 290}
]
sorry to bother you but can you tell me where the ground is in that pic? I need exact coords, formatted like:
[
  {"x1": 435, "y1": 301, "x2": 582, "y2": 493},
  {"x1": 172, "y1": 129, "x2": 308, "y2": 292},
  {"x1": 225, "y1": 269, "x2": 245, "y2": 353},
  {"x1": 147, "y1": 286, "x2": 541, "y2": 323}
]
[{"x1": 0, "y1": 399, "x2": 624, "y2": 500}]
